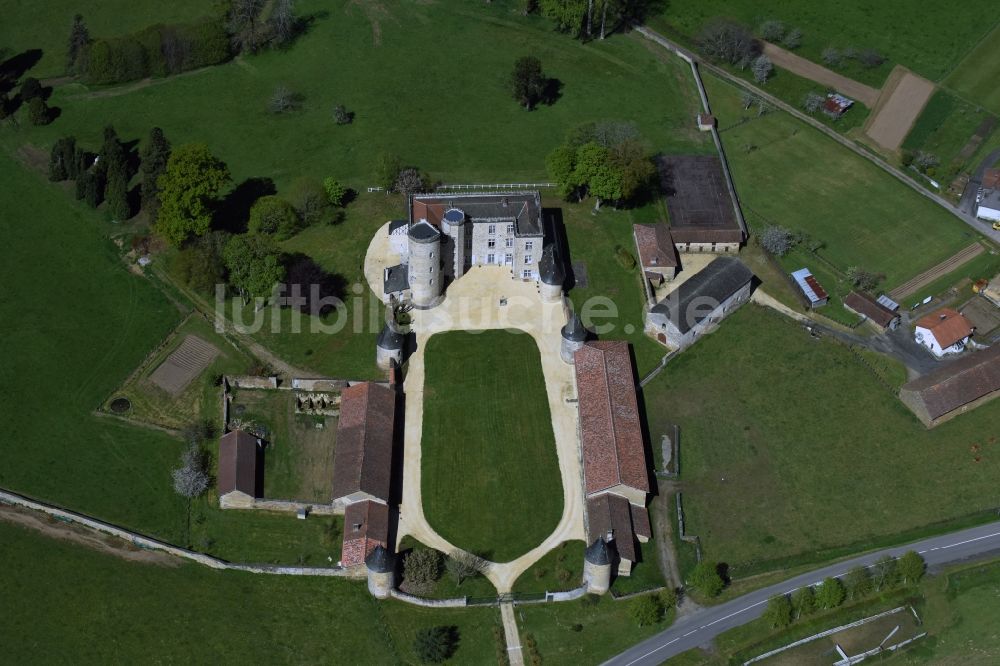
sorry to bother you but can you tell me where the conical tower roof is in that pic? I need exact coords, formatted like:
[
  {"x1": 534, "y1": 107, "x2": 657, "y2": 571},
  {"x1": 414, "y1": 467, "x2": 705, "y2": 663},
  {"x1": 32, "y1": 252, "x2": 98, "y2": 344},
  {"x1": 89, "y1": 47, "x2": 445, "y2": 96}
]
[
  {"x1": 561, "y1": 312, "x2": 588, "y2": 342},
  {"x1": 585, "y1": 537, "x2": 611, "y2": 565},
  {"x1": 377, "y1": 322, "x2": 405, "y2": 350},
  {"x1": 365, "y1": 544, "x2": 393, "y2": 573},
  {"x1": 538, "y1": 245, "x2": 565, "y2": 286}
]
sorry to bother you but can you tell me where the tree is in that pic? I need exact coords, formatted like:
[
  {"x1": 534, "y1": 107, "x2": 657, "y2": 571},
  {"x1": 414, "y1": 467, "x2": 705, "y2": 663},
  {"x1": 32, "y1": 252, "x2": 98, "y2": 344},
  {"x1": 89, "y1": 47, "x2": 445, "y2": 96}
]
[
  {"x1": 106, "y1": 166, "x2": 131, "y2": 221},
  {"x1": 660, "y1": 587, "x2": 678, "y2": 610},
  {"x1": 815, "y1": 577, "x2": 845, "y2": 609},
  {"x1": 413, "y1": 626, "x2": 458, "y2": 664},
  {"x1": 374, "y1": 152, "x2": 401, "y2": 192},
  {"x1": 844, "y1": 566, "x2": 872, "y2": 600},
  {"x1": 322, "y1": 177, "x2": 348, "y2": 207},
  {"x1": 758, "y1": 20, "x2": 784, "y2": 42},
  {"x1": 268, "y1": 86, "x2": 302, "y2": 113},
  {"x1": 268, "y1": 0, "x2": 298, "y2": 45},
  {"x1": 859, "y1": 48, "x2": 885, "y2": 68},
  {"x1": 546, "y1": 144, "x2": 580, "y2": 200},
  {"x1": 802, "y1": 92, "x2": 824, "y2": 113},
  {"x1": 630, "y1": 594, "x2": 664, "y2": 626},
  {"x1": 171, "y1": 232, "x2": 228, "y2": 294},
  {"x1": 248, "y1": 195, "x2": 300, "y2": 239},
  {"x1": 822, "y1": 47, "x2": 842, "y2": 67},
  {"x1": 608, "y1": 138, "x2": 654, "y2": 203},
  {"x1": 914, "y1": 151, "x2": 939, "y2": 172},
  {"x1": 67, "y1": 14, "x2": 91, "y2": 74},
  {"x1": 689, "y1": 561, "x2": 724, "y2": 597},
  {"x1": 509, "y1": 56, "x2": 547, "y2": 110},
  {"x1": 223, "y1": 233, "x2": 285, "y2": 305},
  {"x1": 783, "y1": 28, "x2": 802, "y2": 49},
  {"x1": 172, "y1": 444, "x2": 209, "y2": 498},
  {"x1": 80, "y1": 171, "x2": 102, "y2": 208},
  {"x1": 846, "y1": 266, "x2": 880, "y2": 292},
  {"x1": 228, "y1": 0, "x2": 267, "y2": 54},
  {"x1": 763, "y1": 594, "x2": 792, "y2": 628},
  {"x1": 698, "y1": 19, "x2": 758, "y2": 66},
  {"x1": 871, "y1": 555, "x2": 899, "y2": 591},
  {"x1": 156, "y1": 143, "x2": 231, "y2": 246},
  {"x1": 395, "y1": 168, "x2": 425, "y2": 195},
  {"x1": 791, "y1": 586, "x2": 815, "y2": 619},
  {"x1": 898, "y1": 551, "x2": 925, "y2": 585},
  {"x1": 139, "y1": 127, "x2": 171, "y2": 218},
  {"x1": 48, "y1": 136, "x2": 76, "y2": 182},
  {"x1": 752, "y1": 54, "x2": 773, "y2": 84},
  {"x1": 332, "y1": 104, "x2": 354, "y2": 125},
  {"x1": 19, "y1": 77, "x2": 43, "y2": 102},
  {"x1": 27, "y1": 97, "x2": 53, "y2": 125},
  {"x1": 446, "y1": 551, "x2": 487, "y2": 585},
  {"x1": 403, "y1": 548, "x2": 443, "y2": 589},
  {"x1": 759, "y1": 225, "x2": 795, "y2": 256},
  {"x1": 539, "y1": 0, "x2": 587, "y2": 35},
  {"x1": 287, "y1": 177, "x2": 331, "y2": 224}
]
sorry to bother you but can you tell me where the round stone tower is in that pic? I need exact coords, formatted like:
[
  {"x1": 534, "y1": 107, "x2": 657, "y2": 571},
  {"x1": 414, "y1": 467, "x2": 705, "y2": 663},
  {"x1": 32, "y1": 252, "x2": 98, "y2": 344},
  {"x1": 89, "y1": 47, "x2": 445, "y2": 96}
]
[
  {"x1": 584, "y1": 537, "x2": 613, "y2": 594},
  {"x1": 407, "y1": 220, "x2": 443, "y2": 308},
  {"x1": 560, "y1": 312, "x2": 588, "y2": 364},
  {"x1": 538, "y1": 245, "x2": 565, "y2": 303},
  {"x1": 376, "y1": 321, "x2": 405, "y2": 371},
  {"x1": 441, "y1": 207, "x2": 467, "y2": 280},
  {"x1": 366, "y1": 544, "x2": 394, "y2": 599}
]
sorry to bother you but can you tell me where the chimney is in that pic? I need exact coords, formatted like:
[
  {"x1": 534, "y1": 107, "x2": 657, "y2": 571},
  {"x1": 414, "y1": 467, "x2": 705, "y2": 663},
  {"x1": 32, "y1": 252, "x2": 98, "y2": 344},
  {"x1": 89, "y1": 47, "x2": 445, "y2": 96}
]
[{"x1": 605, "y1": 529, "x2": 615, "y2": 543}]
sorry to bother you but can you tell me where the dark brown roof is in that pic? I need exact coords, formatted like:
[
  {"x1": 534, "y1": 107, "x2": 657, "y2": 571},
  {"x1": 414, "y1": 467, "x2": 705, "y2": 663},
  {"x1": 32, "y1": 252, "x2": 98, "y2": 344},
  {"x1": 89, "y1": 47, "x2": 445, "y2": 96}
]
[
  {"x1": 844, "y1": 291, "x2": 899, "y2": 329},
  {"x1": 218, "y1": 430, "x2": 261, "y2": 498},
  {"x1": 916, "y1": 308, "x2": 975, "y2": 349},
  {"x1": 575, "y1": 342, "x2": 649, "y2": 496},
  {"x1": 587, "y1": 494, "x2": 637, "y2": 563},
  {"x1": 633, "y1": 224, "x2": 678, "y2": 269},
  {"x1": 668, "y1": 227, "x2": 744, "y2": 244},
  {"x1": 900, "y1": 345, "x2": 1000, "y2": 421},
  {"x1": 632, "y1": 505, "x2": 651, "y2": 540},
  {"x1": 983, "y1": 169, "x2": 1000, "y2": 190},
  {"x1": 657, "y1": 155, "x2": 743, "y2": 243},
  {"x1": 332, "y1": 382, "x2": 396, "y2": 503},
  {"x1": 341, "y1": 500, "x2": 390, "y2": 567}
]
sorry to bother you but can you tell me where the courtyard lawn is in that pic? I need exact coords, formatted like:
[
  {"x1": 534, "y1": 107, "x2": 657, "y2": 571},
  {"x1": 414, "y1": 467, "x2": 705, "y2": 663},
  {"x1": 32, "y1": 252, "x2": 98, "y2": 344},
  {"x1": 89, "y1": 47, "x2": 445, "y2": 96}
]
[
  {"x1": 648, "y1": 1, "x2": 997, "y2": 86},
  {"x1": 942, "y1": 23, "x2": 1000, "y2": 116},
  {"x1": 421, "y1": 330, "x2": 563, "y2": 563},
  {"x1": 642, "y1": 304, "x2": 1000, "y2": 578},
  {"x1": 703, "y1": 72, "x2": 979, "y2": 291},
  {"x1": 512, "y1": 540, "x2": 585, "y2": 595},
  {"x1": 5, "y1": 0, "x2": 709, "y2": 193},
  {"x1": 0, "y1": 520, "x2": 497, "y2": 664}
]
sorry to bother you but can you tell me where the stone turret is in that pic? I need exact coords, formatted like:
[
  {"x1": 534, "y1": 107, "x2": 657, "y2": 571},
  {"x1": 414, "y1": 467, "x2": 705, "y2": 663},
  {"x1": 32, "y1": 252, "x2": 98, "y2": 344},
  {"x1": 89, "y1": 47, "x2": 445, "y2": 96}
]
[
  {"x1": 366, "y1": 544, "x2": 394, "y2": 599},
  {"x1": 560, "y1": 312, "x2": 588, "y2": 364},
  {"x1": 376, "y1": 322, "x2": 405, "y2": 371},
  {"x1": 440, "y1": 207, "x2": 467, "y2": 280},
  {"x1": 538, "y1": 245, "x2": 565, "y2": 303},
  {"x1": 407, "y1": 220, "x2": 442, "y2": 309},
  {"x1": 584, "y1": 537, "x2": 613, "y2": 594}
]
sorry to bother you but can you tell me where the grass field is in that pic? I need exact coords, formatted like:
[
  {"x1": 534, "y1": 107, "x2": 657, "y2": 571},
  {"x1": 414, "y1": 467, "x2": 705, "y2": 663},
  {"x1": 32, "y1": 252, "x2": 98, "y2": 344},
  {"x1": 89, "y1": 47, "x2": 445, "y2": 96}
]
[
  {"x1": 642, "y1": 305, "x2": 1000, "y2": 577},
  {"x1": 648, "y1": 1, "x2": 998, "y2": 86},
  {"x1": 703, "y1": 72, "x2": 978, "y2": 290},
  {"x1": 0, "y1": 520, "x2": 498, "y2": 663},
  {"x1": 512, "y1": 540, "x2": 585, "y2": 594},
  {"x1": 942, "y1": 23, "x2": 1000, "y2": 115},
  {"x1": 421, "y1": 330, "x2": 563, "y2": 563},
  {"x1": 4, "y1": 0, "x2": 709, "y2": 192},
  {"x1": 901, "y1": 90, "x2": 997, "y2": 179}
]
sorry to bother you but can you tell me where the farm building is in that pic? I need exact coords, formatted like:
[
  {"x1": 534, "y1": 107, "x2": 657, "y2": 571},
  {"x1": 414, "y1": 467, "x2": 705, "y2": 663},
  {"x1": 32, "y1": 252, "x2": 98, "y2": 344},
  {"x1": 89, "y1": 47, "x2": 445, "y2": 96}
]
[
  {"x1": 696, "y1": 113, "x2": 715, "y2": 131},
  {"x1": 645, "y1": 257, "x2": 754, "y2": 349},
  {"x1": 791, "y1": 268, "x2": 829, "y2": 308},
  {"x1": 843, "y1": 291, "x2": 900, "y2": 331},
  {"x1": 914, "y1": 308, "x2": 975, "y2": 358},
  {"x1": 574, "y1": 341, "x2": 650, "y2": 576},
  {"x1": 899, "y1": 345, "x2": 1000, "y2": 426},
  {"x1": 217, "y1": 430, "x2": 264, "y2": 509},
  {"x1": 633, "y1": 224, "x2": 678, "y2": 291},
  {"x1": 822, "y1": 93, "x2": 854, "y2": 119},
  {"x1": 657, "y1": 155, "x2": 744, "y2": 253},
  {"x1": 331, "y1": 381, "x2": 397, "y2": 567},
  {"x1": 976, "y1": 190, "x2": 1000, "y2": 222}
]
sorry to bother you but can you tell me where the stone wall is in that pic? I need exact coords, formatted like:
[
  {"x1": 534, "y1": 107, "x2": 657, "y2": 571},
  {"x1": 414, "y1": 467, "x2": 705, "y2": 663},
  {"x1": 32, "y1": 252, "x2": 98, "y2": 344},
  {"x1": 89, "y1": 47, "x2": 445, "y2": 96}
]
[{"x1": 389, "y1": 589, "x2": 468, "y2": 607}]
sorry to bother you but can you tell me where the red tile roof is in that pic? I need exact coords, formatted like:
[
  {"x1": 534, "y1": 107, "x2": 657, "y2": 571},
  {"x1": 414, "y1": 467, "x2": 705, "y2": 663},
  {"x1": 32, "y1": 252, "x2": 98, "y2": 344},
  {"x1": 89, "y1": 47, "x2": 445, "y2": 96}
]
[
  {"x1": 332, "y1": 382, "x2": 396, "y2": 503},
  {"x1": 341, "y1": 500, "x2": 390, "y2": 567},
  {"x1": 587, "y1": 494, "x2": 637, "y2": 563},
  {"x1": 217, "y1": 430, "x2": 261, "y2": 498},
  {"x1": 575, "y1": 342, "x2": 649, "y2": 496},
  {"x1": 844, "y1": 291, "x2": 898, "y2": 329},
  {"x1": 633, "y1": 224, "x2": 678, "y2": 269},
  {"x1": 916, "y1": 308, "x2": 975, "y2": 349},
  {"x1": 900, "y1": 345, "x2": 1000, "y2": 421}
]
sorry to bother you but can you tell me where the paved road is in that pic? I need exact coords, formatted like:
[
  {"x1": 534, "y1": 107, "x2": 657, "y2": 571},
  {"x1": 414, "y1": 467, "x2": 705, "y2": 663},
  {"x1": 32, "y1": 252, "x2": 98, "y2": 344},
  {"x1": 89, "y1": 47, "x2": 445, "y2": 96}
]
[{"x1": 603, "y1": 520, "x2": 1000, "y2": 666}]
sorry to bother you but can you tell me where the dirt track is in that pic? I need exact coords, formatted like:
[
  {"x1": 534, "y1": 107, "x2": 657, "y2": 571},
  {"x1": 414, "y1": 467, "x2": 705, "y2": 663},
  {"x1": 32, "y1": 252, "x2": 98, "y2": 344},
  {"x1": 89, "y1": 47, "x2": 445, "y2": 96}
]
[
  {"x1": 865, "y1": 68, "x2": 936, "y2": 151},
  {"x1": 762, "y1": 42, "x2": 880, "y2": 106},
  {"x1": 0, "y1": 505, "x2": 180, "y2": 567},
  {"x1": 888, "y1": 242, "x2": 984, "y2": 300}
]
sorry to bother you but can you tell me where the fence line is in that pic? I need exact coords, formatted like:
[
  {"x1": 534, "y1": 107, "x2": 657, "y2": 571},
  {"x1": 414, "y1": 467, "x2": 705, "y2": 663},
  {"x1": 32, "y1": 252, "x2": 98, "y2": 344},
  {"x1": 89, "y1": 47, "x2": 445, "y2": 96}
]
[{"x1": 435, "y1": 183, "x2": 557, "y2": 191}]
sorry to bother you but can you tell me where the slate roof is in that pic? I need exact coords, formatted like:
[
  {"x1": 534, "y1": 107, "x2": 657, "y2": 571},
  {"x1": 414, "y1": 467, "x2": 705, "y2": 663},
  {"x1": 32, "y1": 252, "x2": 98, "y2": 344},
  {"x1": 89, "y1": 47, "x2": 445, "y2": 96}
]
[
  {"x1": 574, "y1": 341, "x2": 649, "y2": 496},
  {"x1": 633, "y1": 224, "x2": 678, "y2": 269},
  {"x1": 561, "y1": 312, "x2": 588, "y2": 342},
  {"x1": 407, "y1": 220, "x2": 440, "y2": 244},
  {"x1": 538, "y1": 244, "x2": 565, "y2": 286},
  {"x1": 915, "y1": 308, "x2": 975, "y2": 349},
  {"x1": 410, "y1": 191, "x2": 543, "y2": 236},
  {"x1": 587, "y1": 494, "x2": 637, "y2": 563},
  {"x1": 377, "y1": 322, "x2": 405, "y2": 351},
  {"x1": 332, "y1": 382, "x2": 396, "y2": 503},
  {"x1": 650, "y1": 257, "x2": 754, "y2": 335},
  {"x1": 365, "y1": 543, "x2": 393, "y2": 573},
  {"x1": 900, "y1": 345, "x2": 1000, "y2": 421},
  {"x1": 383, "y1": 263, "x2": 409, "y2": 294},
  {"x1": 844, "y1": 291, "x2": 899, "y2": 329},
  {"x1": 217, "y1": 430, "x2": 262, "y2": 498},
  {"x1": 585, "y1": 537, "x2": 611, "y2": 565},
  {"x1": 341, "y1": 500, "x2": 390, "y2": 567}
]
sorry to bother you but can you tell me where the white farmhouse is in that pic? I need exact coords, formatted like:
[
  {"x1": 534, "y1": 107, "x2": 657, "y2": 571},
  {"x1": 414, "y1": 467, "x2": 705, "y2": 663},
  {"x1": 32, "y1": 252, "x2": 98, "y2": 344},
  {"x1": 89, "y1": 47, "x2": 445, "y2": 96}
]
[{"x1": 914, "y1": 308, "x2": 975, "y2": 358}]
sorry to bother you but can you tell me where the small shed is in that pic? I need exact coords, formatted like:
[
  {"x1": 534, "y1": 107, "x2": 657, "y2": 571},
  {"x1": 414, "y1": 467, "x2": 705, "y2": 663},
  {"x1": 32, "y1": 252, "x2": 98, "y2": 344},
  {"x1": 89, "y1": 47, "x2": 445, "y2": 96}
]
[
  {"x1": 822, "y1": 93, "x2": 854, "y2": 119},
  {"x1": 843, "y1": 291, "x2": 900, "y2": 331},
  {"x1": 696, "y1": 113, "x2": 716, "y2": 131},
  {"x1": 791, "y1": 268, "x2": 829, "y2": 308}
]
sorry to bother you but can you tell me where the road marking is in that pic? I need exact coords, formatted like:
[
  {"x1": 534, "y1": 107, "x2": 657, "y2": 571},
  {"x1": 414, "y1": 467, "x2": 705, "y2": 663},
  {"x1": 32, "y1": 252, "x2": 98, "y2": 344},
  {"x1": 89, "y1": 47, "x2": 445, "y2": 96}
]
[
  {"x1": 937, "y1": 531, "x2": 1000, "y2": 550},
  {"x1": 683, "y1": 630, "x2": 697, "y2": 637}
]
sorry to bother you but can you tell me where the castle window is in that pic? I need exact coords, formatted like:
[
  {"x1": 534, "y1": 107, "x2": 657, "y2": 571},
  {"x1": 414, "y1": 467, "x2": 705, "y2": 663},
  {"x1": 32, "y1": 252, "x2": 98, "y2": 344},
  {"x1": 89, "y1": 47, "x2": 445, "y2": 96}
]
[
  {"x1": 524, "y1": 254, "x2": 533, "y2": 264},
  {"x1": 488, "y1": 239, "x2": 496, "y2": 249},
  {"x1": 487, "y1": 253, "x2": 495, "y2": 264},
  {"x1": 506, "y1": 224, "x2": 514, "y2": 233},
  {"x1": 522, "y1": 269, "x2": 532, "y2": 279},
  {"x1": 505, "y1": 238, "x2": 513, "y2": 248},
  {"x1": 505, "y1": 253, "x2": 513, "y2": 265},
  {"x1": 488, "y1": 224, "x2": 496, "y2": 235},
  {"x1": 525, "y1": 241, "x2": 534, "y2": 251}
]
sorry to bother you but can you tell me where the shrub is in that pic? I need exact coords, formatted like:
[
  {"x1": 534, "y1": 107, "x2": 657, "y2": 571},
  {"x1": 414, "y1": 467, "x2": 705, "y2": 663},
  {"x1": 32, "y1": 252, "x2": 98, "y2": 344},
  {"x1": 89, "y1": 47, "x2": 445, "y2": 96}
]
[
  {"x1": 630, "y1": 594, "x2": 664, "y2": 626},
  {"x1": 323, "y1": 177, "x2": 348, "y2": 207},
  {"x1": 374, "y1": 152, "x2": 402, "y2": 191},
  {"x1": 752, "y1": 54, "x2": 773, "y2": 84},
  {"x1": 19, "y1": 77, "x2": 44, "y2": 102},
  {"x1": 689, "y1": 561, "x2": 724, "y2": 597},
  {"x1": 822, "y1": 47, "x2": 842, "y2": 67},
  {"x1": 288, "y1": 177, "x2": 330, "y2": 224},
  {"x1": 758, "y1": 20, "x2": 784, "y2": 42},
  {"x1": 614, "y1": 246, "x2": 636, "y2": 269},
  {"x1": 759, "y1": 225, "x2": 796, "y2": 256},
  {"x1": 802, "y1": 92, "x2": 824, "y2": 114},
  {"x1": 248, "y1": 195, "x2": 300, "y2": 239},
  {"x1": 27, "y1": 97, "x2": 53, "y2": 125},
  {"x1": 268, "y1": 86, "x2": 302, "y2": 114},
  {"x1": 404, "y1": 548, "x2": 443, "y2": 588},
  {"x1": 413, "y1": 626, "x2": 458, "y2": 664},
  {"x1": 85, "y1": 36, "x2": 149, "y2": 84},
  {"x1": 333, "y1": 104, "x2": 354, "y2": 125},
  {"x1": 859, "y1": 48, "x2": 886, "y2": 68},
  {"x1": 816, "y1": 577, "x2": 845, "y2": 609},
  {"x1": 782, "y1": 28, "x2": 802, "y2": 49},
  {"x1": 763, "y1": 594, "x2": 792, "y2": 628}
]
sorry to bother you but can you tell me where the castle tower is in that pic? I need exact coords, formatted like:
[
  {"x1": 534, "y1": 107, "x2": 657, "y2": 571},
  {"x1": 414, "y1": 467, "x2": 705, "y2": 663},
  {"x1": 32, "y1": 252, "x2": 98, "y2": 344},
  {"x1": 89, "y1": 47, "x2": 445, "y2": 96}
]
[
  {"x1": 366, "y1": 544, "x2": 394, "y2": 599},
  {"x1": 560, "y1": 312, "x2": 588, "y2": 364},
  {"x1": 376, "y1": 322, "x2": 405, "y2": 371},
  {"x1": 407, "y1": 221, "x2": 442, "y2": 308},
  {"x1": 583, "y1": 537, "x2": 613, "y2": 594},
  {"x1": 441, "y1": 208, "x2": 467, "y2": 280},
  {"x1": 538, "y1": 245, "x2": 565, "y2": 303}
]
